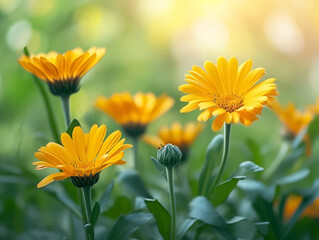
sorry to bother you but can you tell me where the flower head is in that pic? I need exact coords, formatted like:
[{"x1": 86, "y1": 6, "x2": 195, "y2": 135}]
[
  {"x1": 33, "y1": 124, "x2": 132, "y2": 188},
  {"x1": 157, "y1": 144, "x2": 182, "y2": 168},
  {"x1": 179, "y1": 57, "x2": 278, "y2": 131},
  {"x1": 95, "y1": 92, "x2": 174, "y2": 138},
  {"x1": 271, "y1": 100, "x2": 313, "y2": 138},
  {"x1": 18, "y1": 47, "x2": 105, "y2": 97},
  {"x1": 143, "y1": 122, "x2": 203, "y2": 163},
  {"x1": 271, "y1": 100, "x2": 313, "y2": 156}
]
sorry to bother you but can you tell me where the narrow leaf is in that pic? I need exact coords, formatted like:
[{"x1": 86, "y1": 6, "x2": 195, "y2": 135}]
[
  {"x1": 98, "y1": 180, "x2": 114, "y2": 212},
  {"x1": 189, "y1": 196, "x2": 236, "y2": 240},
  {"x1": 198, "y1": 134, "x2": 223, "y2": 196},
  {"x1": 151, "y1": 157, "x2": 167, "y2": 180},
  {"x1": 226, "y1": 216, "x2": 247, "y2": 225},
  {"x1": 144, "y1": 199, "x2": 171, "y2": 240},
  {"x1": 275, "y1": 168, "x2": 309, "y2": 186},
  {"x1": 90, "y1": 201, "x2": 101, "y2": 228}
]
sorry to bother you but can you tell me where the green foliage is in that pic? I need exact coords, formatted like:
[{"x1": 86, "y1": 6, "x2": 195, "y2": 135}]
[
  {"x1": 188, "y1": 196, "x2": 237, "y2": 240},
  {"x1": 198, "y1": 134, "x2": 223, "y2": 196},
  {"x1": 66, "y1": 119, "x2": 81, "y2": 137},
  {"x1": 107, "y1": 212, "x2": 153, "y2": 240},
  {"x1": 144, "y1": 199, "x2": 171, "y2": 240},
  {"x1": 98, "y1": 180, "x2": 114, "y2": 212},
  {"x1": 211, "y1": 176, "x2": 246, "y2": 206},
  {"x1": 117, "y1": 170, "x2": 152, "y2": 199}
]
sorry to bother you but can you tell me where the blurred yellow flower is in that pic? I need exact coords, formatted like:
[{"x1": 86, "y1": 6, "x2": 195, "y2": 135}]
[
  {"x1": 142, "y1": 122, "x2": 203, "y2": 163},
  {"x1": 307, "y1": 98, "x2": 319, "y2": 115},
  {"x1": 271, "y1": 100, "x2": 312, "y2": 155},
  {"x1": 33, "y1": 124, "x2": 131, "y2": 188},
  {"x1": 271, "y1": 100, "x2": 313, "y2": 137},
  {"x1": 179, "y1": 57, "x2": 278, "y2": 131},
  {"x1": 284, "y1": 195, "x2": 319, "y2": 220},
  {"x1": 18, "y1": 47, "x2": 105, "y2": 96},
  {"x1": 95, "y1": 92, "x2": 174, "y2": 138}
]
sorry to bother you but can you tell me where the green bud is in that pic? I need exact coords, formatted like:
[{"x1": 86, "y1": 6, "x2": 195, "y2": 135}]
[{"x1": 157, "y1": 144, "x2": 182, "y2": 168}]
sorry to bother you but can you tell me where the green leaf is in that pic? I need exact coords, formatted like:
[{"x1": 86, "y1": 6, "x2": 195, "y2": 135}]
[
  {"x1": 144, "y1": 199, "x2": 171, "y2": 240},
  {"x1": 98, "y1": 180, "x2": 114, "y2": 212},
  {"x1": 189, "y1": 196, "x2": 237, "y2": 240},
  {"x1": 231, "y1": 161, "x2": 264, "y2": 177},
  {"x1": 66, "y1": 119, "x2": 81, "y2": 137},
  {"x1": 90, "y1": 201, "x2": 101, "y2": 228},
  {"x1": 226, "y1": 216, "x2": 247, "y2": 225},
  {"x1": 117, "y1": 170, "x2": 152, "y2": 199},
  {"x1": 177, "y1": 218, "x2": 197, "y2": 239},
  {"x1": 211, "y1": 176, "x2": 246, "y2": 206},
  {"x1": 24, "y1": 46, "x2": 30, "y2": 56},
  {"x1": 107, "y1": 212, "x2": 153, "y2": 240},
  {"x1": 198, "y1": 134, "x2": 223, "y2": 196},
  {"x1": 275, "y1": 168, "x2": 309, "y2": 186},
  {"x1": 151, "y1": 156, "x2": 167, "y2": 180},
  {"x1": 254, "y1": 222, "x2": 269, "y2": 236}
]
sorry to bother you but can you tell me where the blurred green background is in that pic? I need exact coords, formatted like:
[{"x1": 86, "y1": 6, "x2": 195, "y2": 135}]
[{"x1": 1, "y1": 0, "x2": 319, "y2": 239}]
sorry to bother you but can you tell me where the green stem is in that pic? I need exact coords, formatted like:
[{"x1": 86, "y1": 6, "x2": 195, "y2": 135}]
[
  {"x1": 210, "y1": 123, "x2": 231, "y2": 193},
  {"x1": 166, "y1": 167, "x2": 176, "y2": 240},
  {"x1": 61, "y1": 95, "x2": 71, "y2": 128},
  {"x1": 132, "y1": 137, "x2": 139, "y2": 170},
  {"x1": 23, "y1": 47, "x2": 60, "y2": 143},
  {"x1": 81, "y1": 187, "x2": 94, "y2": 240},
  {"x1": 201, "y1": 153, "x2": 216, "y2": 197},
  {"x1": 262, "y1": 141, "x2": 289, "y2": 181}
]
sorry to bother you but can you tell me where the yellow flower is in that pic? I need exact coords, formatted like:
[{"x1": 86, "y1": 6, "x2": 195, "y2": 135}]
[
  {"x1": 33, "y1": 124, "x2": 132, "y2": 188},
  {"x1": 179, "y1": 57, "x2": 278, "y2": 131},
  {"x1": 143, "y1": 122, "x2": 203, "y2": 163},
  {"x1": 284, "y1": 195, "x2": 319, "y2": 220},
  {"x1": 271, "y1": 100, "x2": 313, "y2": 138},
  {"x1": 18, "y1": 47, "x2": 105, "y2": 97},
  {"x1": 307, "y1": 97, "x2": 319, "y2": 115},
  {"x1": 95, "y1": 92, "x2": 174, "y2": 138}
]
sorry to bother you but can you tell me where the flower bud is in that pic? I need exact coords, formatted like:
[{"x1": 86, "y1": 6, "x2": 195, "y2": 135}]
[{"x1": 157, "y1": 144, "x2": 182, "y2": 168}]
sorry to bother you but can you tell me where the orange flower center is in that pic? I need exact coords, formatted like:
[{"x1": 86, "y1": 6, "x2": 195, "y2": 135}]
[{"x1": 215, "y1": 94, "x2": 243, "y2": 112}]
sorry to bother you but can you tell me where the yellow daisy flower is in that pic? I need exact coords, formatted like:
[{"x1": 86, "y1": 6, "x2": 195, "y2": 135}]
[
  {"x1": 18, "y1": 47, "x2": 105, "y2": 97},
  {"x1": 143, "y1": 122, "x2": 203, "y2": 163},
  {"x1": 95, "y1": 92, "x2": 174, "y2": 138},
  {"x1": 271, "y1": 100, "x2": 313, "y2": 155},
  {"x1": 33, "y1": 124, "x2": 132, "y2": 188},
  {"x1": 271, "y1": 100, "x2": 313, "y2": 138},
  {"x1": 179, "y1": 57, "x2": 278, "y2": 131}
]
